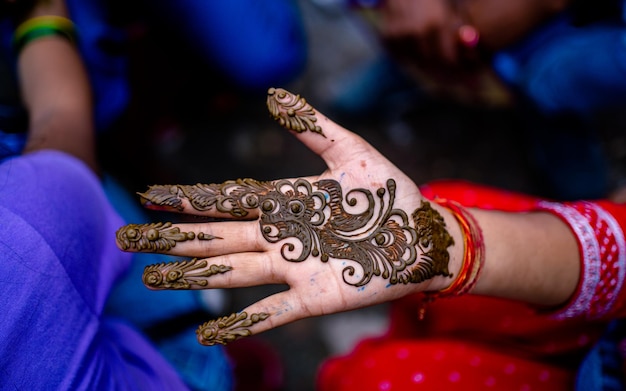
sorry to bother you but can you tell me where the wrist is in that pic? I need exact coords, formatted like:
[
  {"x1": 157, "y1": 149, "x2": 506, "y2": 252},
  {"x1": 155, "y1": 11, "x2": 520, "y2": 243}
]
[{"x1": 422, "y1": 199, "x2": 481, "y2": 295}]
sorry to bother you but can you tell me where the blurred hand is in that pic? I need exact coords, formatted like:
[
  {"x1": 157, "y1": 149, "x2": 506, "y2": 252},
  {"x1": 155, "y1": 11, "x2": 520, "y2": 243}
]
[
  {"x1": 116, "y1": 87, "x2": 461, "y2": 345},
  {"x1": 379, "y1": 0, "x2": 473, "y2": 66},
  {"x1": 378, "y1": 0, "x2": 571, "y2": 66}
]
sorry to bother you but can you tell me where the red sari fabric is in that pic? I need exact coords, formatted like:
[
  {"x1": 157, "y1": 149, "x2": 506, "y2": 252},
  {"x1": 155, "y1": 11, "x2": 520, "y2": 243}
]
[{"x1": 317, "y1": 180, "x2": 622, "y2": 390}]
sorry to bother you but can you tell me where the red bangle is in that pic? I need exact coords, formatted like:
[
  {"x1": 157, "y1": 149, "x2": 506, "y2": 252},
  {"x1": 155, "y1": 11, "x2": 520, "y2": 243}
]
[{"x1": 428, "y1": 198, "x2": 485, "y2": 298}]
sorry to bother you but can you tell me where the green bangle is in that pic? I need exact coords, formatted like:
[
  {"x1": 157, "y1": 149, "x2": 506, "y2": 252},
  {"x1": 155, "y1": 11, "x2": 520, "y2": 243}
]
[{"x1": 13, "y1": 15, "x2": 77, "y2": 54}]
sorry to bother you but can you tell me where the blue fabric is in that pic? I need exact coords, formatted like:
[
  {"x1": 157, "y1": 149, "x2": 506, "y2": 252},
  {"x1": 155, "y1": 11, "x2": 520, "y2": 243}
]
[
  {"x1": 490, "y1": 6, "x2": 626, "y2": 200},
  {"x1": 0, "y1": 128, "x2": 26, "y2": 162},
  {"x1": 148, "y1": 0, "x2": 307, "y2": 90},
  {"x1": 576, "y1": 319, "x2": 626, "y2": 390},
  {"x1": 0, "y1": 150, "x2": 188, "y2": 390},
  {"x1": 492, "y1": 7, "x2": 626, "y2": 116},
  {"x1": 157, "y1": 326, "x2": 235, "y2": 391}
]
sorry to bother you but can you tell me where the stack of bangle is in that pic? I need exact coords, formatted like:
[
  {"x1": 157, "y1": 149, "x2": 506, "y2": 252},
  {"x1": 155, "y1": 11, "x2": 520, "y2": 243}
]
[
  {"x1": 13, "y1": 15, "x2": 76, "y2": 55},
  {"x1": 428, "y1": 198, "x2": 485, "y2": 299}
]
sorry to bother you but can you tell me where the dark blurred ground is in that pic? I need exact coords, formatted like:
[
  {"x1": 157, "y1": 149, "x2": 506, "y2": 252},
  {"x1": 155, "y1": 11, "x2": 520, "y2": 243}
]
[{"x1": 4, "y1": 0, "x2": 625, "y2": 390}]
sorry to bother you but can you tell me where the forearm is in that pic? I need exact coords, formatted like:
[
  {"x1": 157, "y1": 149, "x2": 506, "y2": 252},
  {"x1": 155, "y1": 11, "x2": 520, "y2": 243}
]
[
  {"x1": 470, "y1": 209, "x2": 580, "y2": 306},
  {"x1": 17, "y1": 0, "x2": 97, "y2": 172}
]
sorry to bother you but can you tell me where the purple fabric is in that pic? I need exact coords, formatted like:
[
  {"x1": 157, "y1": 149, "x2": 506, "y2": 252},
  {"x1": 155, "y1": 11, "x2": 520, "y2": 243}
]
[{"x1": 0, "y1": 150, "x2": 188, "y2": 390}]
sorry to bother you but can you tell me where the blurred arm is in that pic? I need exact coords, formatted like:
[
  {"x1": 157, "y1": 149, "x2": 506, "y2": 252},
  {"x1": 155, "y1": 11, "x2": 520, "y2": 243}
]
[{"x1": 17, "y1": 0, "x2": 98, "y2": 173}]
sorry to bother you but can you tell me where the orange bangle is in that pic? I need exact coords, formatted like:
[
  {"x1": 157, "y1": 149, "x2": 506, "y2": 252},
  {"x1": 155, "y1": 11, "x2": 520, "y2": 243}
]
[{"x1": 428, "y1": 198, "x2": 485, "y2": 298}]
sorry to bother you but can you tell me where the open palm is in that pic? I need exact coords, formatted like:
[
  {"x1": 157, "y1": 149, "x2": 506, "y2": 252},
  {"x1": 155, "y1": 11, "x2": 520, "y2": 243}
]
[{"x1": 116, "y1": 88, "x2": 460, "y2": 345}]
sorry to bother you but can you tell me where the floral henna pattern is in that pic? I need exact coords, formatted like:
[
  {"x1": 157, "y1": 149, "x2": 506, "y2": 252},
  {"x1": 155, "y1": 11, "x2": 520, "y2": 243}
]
[
  {"x1": 266, "y1": 87, "x2": 325, "y2": 137},
  {"x1": 116, "y1": 222, "x2": 221, "y2": 252},
  {"x1": 197, "y1": 312, "x2": 270, "y2": 346},
  {"x1": 140, "y1": 179, "x2": 454, "y2": 287},
  {"x1": 143, "y1": 258, "x2": 232, "y2": 290}
]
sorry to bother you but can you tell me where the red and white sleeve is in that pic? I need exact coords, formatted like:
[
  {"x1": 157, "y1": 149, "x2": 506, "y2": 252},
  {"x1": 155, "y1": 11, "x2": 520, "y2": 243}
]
[{"x1": 537, "y1": 200, "x2": 626, "y2": 320}]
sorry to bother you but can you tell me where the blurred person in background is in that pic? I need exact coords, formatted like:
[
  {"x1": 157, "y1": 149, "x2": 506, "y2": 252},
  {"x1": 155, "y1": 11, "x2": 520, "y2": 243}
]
[
  {"x1": 0, "y1": 0, "x2": 235, "y2": 389},
  {"x1": 344, "y1": 0, "x2": 626, "y2": 201},
  {"x1": 1, "y1": 1, "x2": 309, "y2": 389}
]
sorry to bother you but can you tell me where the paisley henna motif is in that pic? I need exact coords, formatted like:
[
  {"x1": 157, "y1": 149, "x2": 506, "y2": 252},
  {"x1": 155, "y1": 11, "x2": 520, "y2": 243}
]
[
  {"x1": 197, "y1": 312, "x2": 270, "y2": 346},
  {"x1": 143, "y1": 258, "x2": 232, "y2": 289},
  {"x1": 266, "y1": 87, "x2": 325, "y2": 137},
  {"x1": 139, "y1": 178, "x2": 454, "y2": 287},
  {"x1": 116, "y1": 222, "x2": 219, "y2": 252}
]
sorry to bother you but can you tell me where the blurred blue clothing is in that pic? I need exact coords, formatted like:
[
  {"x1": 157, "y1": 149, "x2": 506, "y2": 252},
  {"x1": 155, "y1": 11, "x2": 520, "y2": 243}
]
[
  {"x1": 0, "y1": 150, "x2": 189, "y2": 390},
  {"x1": 148, "y1": 0, "x2": 307, "y2": 90},
  {"x1": 0, "y1": 149, "x2": 234, "y2": 390},
  {"x1": 576, "y1": 319, "x2": 626, "y2": 390},
  {"x1": 490, "y1": 3, "x2": 626, "y2": 200},
  {"x1": 492, "y1": 3, "x2": 626, "y2": 116}
]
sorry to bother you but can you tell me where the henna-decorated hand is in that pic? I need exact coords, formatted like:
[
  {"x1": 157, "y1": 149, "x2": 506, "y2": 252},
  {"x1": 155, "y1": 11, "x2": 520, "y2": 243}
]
[{"x1": 116, "y1": 87, "x2": 463, "y2": 346}]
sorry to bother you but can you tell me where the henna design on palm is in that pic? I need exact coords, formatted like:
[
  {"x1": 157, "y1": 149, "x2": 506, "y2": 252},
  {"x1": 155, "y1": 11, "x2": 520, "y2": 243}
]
[{"x1": 140, "y1": 179, "x2": 454, "y2": 287}]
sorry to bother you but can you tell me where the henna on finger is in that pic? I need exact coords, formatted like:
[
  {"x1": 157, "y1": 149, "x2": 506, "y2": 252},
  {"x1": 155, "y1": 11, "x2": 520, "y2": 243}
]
[
  {"x1": 143, "y1": 258, "x2": 232, "y2": 290},
  {"x1": 139, "y1": 179, "x2": 273, "y2": 218},
  {"x1": 116, "y1": 222, "x2": 221, "y2": 252},
  {"x1": 266, "y1": 87, "x2": 325, "y2": 137},
  {"x1": 197, "y1": 311, "x2": 270, "y2": 346}
]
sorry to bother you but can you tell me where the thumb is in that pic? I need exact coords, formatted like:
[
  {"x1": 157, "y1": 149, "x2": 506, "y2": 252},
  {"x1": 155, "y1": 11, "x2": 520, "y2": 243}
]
[{"x1": 266, "y1": 87, "x2": 374, "y2": 171}]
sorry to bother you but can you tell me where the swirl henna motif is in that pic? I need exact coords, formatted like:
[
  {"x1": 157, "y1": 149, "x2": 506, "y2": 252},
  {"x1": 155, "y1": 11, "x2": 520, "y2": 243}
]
[
  {"x1": 266, "y1": 87, "x2": 325, "y2": 137},
  {"x1": 197, "y1": 312, "x2": 270, "y2": 346},
  {"x1": 116, "y1": 222, "x2": 221, "y2": 252},
  {"x1": 143, "y1": 258, "x2": 233, "y2": 290},
  {"x1": 140, "y1": 179, "x2": 455, "y2": 287}
]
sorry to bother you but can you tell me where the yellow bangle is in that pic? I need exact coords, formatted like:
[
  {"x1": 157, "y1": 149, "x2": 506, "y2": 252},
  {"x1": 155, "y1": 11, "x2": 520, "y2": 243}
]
[{"x1": 13, "y1": 15, "x2": 77, "y2": 54}]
